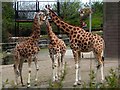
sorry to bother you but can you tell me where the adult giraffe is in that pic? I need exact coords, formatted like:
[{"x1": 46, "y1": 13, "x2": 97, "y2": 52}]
[
  {"x1": 45, "y1": 5, "x2": 105, "y2": 86},
  {"x1": 13, "y1": 11, "x2": 46, "y2": 87}
]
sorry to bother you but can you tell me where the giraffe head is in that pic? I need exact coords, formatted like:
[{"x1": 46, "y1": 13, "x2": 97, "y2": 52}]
[
  {"x1": 34, "y1": 11, "x2": 46, "y2": 25},
  {"x1": 44, "y1": 5, "x2": 55, "y2": 18}
]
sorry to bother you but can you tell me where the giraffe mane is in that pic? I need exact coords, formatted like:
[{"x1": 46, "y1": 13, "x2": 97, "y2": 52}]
[{"x1": 46, "y1": 7, "x2": 82, "y2": 28}]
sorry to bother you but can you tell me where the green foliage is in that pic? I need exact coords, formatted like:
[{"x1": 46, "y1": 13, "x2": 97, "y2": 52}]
[
  {"x1": 89, "y1": 70, "x2": 96, "y2": 88},
  {"x1": 53, "y1": 1, "x2": 103, "y2": 30},
  {"x1": 19, "y1": 23, "x2": 32, "y2": 36},
  {"x1": 2, "y1": 2, "x2": 14, "y2": 42},
  {"x1": 84, "y1": 2, "x2": 103, "y2": 29},
  {"x1": 92, "y1": 2, "x2": 103, "y2": 13},
  {"x1": 53, "y1": 0, "x2": 81, "y2": 26},
  {"x1": 105, "y1": 68, "x2": 119, "y2": 88},
  {"x1": 2, "y1": 51, "x2": 14, "y2": 65}
]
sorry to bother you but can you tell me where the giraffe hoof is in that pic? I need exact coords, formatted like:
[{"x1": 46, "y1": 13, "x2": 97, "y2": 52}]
[
  {"x1": 73, "y1": 82, "x2": 77, "y2": 87},
  {"x1": 27, "y1": 83, "x2": 30, "y2": 88},
  {"x1": 27, "y1": 85, "x2": 30, "y2": 88},
  {"x1": 100, "y1": 80, "x2": 105, "y2": 84},
  {"x1": 73, "y1": 81, "x2": 82, "y2": 87},
  {"x1": 34, "y1": 83, "x2": 37, "y2": 86},
  {"x1": 14, "y1": 82, "x2": 18, "y2": 86},
  {"x1": 22, "y1": 84, "x2": 25, "y2": 87},
  {"x1": 77, "y1": 80, "x2": 82, "y2": 85},
  {"x1": 92, "y1": 81, "x2": 96, "y2": 84}
]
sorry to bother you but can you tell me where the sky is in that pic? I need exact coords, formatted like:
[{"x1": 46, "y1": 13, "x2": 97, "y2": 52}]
[
  {"x1": 16, "y1": 0, "x2": 103, "y2": 3},
  {"x1": 15, "y1": 0, "x2": 103, "y2": 10}
]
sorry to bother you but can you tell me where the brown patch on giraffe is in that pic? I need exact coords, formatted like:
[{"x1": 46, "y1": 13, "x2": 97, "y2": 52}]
[
  {"x1": 73, "y1": 34, "x2": 76, "y2": 38},
  {"x1": 61, "y1": 21, "x2": 64, "y2": 25},
  {"x1": 68, "y1": 26, "x2": 73, "y2": 29},
  {"x1": 66, "y1": 28, "x2": 70, "y2": 32},
  {"x1": 65, "y1": 23, "x2": 68, "y2": 27},
  {"x1": 77, "y1": 34, "x2": 80, "y2": 39},
  {"x1": 56, "y1": 20, "x2": 60, "y2": 24}
]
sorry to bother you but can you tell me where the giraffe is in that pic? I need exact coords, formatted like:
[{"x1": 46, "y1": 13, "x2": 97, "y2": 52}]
[
  {"x1": 13, "y1": 11, "x2": 46, "y2": 87},
  {"x1": 45, "y1": 16, "x2": 66, "y2": 82},
  {"x1": 45, "y1": 5, "x2": 105, "y2": 86}
]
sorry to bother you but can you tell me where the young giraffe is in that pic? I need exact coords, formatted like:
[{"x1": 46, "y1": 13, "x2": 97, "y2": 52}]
[
  {"x1": 45, "y1": 6, "x2": 105, "y2": 86},
  {"x1": 13, "y1": 11, "x2": 46, "y2": 87},
  {"x1": 45, "y1": 17, "x2": 66, "y2": 81}
]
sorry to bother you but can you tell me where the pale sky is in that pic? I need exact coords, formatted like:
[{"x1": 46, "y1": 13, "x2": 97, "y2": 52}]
[{"x1": 16, "y1": 0, "x2": 103, "y2": 3}]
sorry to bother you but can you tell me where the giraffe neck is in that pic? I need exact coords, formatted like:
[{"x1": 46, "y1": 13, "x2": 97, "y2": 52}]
[
  {"x1": 31, "y1": 15, "x2": 41, "y2": 41},
  {"x1": 49, "y1": 9, "x2": 72, "y2": 34},
  {"x1": 46, "y1": 19, "x2": 58, "y2": 40}
]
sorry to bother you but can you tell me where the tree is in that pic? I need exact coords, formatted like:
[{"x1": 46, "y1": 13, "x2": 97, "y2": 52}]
[
  {"x1": 53, "y1": 0, "x2": 81, "y2": 26},
  {"x1": 91, "y1": 2, "x2": 103, "y2": 28},
  {"x1": 2, "y1": 2, "x2": 14, "y2": 43}
]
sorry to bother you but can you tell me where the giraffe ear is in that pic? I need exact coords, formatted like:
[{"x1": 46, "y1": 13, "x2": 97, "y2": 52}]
[
  {"x1": 33, "y1": 12, "x2": 37, "y2": 18},
  {"x1": 48, "y1": 5, "x2": 51, "y2": 8},
  {"x1": 45, "y1": 5, "x2": 47, "y2": 8},
  {"x1": 44, "y1": 5, "x2": 50, "y2": 15}
]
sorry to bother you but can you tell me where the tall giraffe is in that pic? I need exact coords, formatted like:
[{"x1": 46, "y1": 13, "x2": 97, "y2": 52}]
[
  {"x1": 45, "y1": 17, "x2": 66, "y2": 81},
  {"x1": 13, "y1": 11, "x2": 46, "y2": 87},
  {"x1": 45, "y1": 6, "x2": 105, "y2": 86}
]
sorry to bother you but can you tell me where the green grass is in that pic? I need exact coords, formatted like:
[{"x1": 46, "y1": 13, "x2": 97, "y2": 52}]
[{"x1": 0, "y1": 52, "x2": 3, "y2": 58}]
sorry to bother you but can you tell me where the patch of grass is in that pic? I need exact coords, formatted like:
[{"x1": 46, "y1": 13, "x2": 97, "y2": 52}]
[
  {"x1": 2, "y1": 51, "x2": 14, "y2": 65},
  {"x1": 0, "y1": 53, "x2": 3, "y2": 58},
  {"x1": 89, "y1": 70, "x2": 96, "y2": 88},
  {"x1": 2, "y1": 79, "x2": 18, "y2": 89},
  {"x1": 105, "y1": 68, "x2": 119, "y2": 88},
  {"x1": 81, "y1": 67, "x2": 119, "y2": 88}
]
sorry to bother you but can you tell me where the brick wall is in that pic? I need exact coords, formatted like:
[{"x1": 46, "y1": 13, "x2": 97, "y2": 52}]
[{"x1": 103, "y1": 2, "x2": 119, "y2": 58}]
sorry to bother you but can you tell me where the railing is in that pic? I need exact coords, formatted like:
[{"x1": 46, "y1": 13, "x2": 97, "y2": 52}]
[{"x1": 1, "y1": 37, "x2": 70, "y2": 52}]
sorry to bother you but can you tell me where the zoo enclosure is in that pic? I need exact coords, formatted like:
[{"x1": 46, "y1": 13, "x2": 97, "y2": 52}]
[{"x1": 14, "y1": 0, "x2": 60, "y2": 37}]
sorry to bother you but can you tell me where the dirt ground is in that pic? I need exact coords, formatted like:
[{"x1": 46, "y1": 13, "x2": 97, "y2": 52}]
[{"x1": 1, "y1": 48, "x2": 119, "y2": 88}]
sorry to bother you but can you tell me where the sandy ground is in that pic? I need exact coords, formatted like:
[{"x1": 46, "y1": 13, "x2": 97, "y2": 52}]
[{"x1": 1, "y1": 48, "x2": 119, "y2": 88}]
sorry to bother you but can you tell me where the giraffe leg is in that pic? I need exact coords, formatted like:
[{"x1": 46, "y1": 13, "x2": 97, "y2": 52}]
[
  {"x1": 94, "y1": 51, "x2": 104, "y2": 83},
  {"x1": 95, "y1": 61, "x2": 99, "y2": 83},
  {"x1": 78, "y1": 51, "x2": 81, "y2": 84},
  {"x1": 72, "y1": 50, "x2": 81, "y2": 86},
  {"x1": 13, "y1": 53, "x2": 20, "y2": 85},
  {"x1": 61, "y1": 52, "x2": 65, "y2": 76},
  {"x1": 49, "y1": 51, "x2": 56, "y2": 82},
  {"x1": 100, "y1": 61, "x2": 104, "y2": 83},
  {"x1": 34, "y1": 56, "x2": 39, "y2": 86},
  {"x1": 97, "y1": 56, "x2": 104, "y2": 83},
  {"x1": 18, "y1": 59, "x2": 24, "y2": 86},
  {"x1": 54, "y1": 53, "x2": 59, "y2": 81},
  {"x1": 27, "y1": 57, "x2": 32, "y2": 88},
  {"x1": 13, "y1": 64, "x2": 19, "y2": 85},
  {"x1": 57, "y1": 54, "x2": 61, "y2": 80}
]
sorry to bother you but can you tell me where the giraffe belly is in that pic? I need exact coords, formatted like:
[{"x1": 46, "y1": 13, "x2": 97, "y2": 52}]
[
  {"x1": 80, "y1": 48, "x2": 93, "y2": 52},
  {"x1": 79, "y1": 46, "x2": 93, "y2": 52}
]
